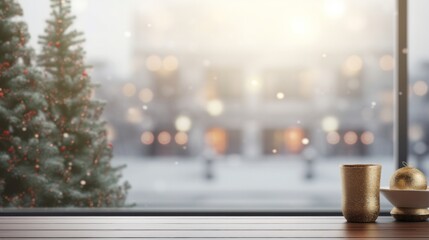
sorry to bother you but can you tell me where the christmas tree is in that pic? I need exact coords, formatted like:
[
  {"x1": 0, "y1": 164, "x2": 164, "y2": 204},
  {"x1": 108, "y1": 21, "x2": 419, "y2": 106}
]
[
  {"x1": 0, "y1": 0, "x2": 65, "y2": 207},
  {"x1": 38, "y1": 0, "x2": 129, "y2": 207}
]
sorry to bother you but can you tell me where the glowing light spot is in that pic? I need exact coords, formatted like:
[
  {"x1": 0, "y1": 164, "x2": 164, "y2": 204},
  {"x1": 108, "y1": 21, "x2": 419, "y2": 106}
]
[
  {"x1": 122, "y1": 83, "x2": 136, "y2": 97},
  {"x1": 302, "y1": 138, "x2": 310, "y2": 145},
  {"x1": 80, "y1": 180, "x2": 86, "y2": 186},
  {"x1": 284, "y1": 127, "x2": 305, "y2": 153},
  {"x1": 146, "y1": 55, "x2": 162, "y2": 71},
  {"x1": 138, "y1": 88, "x2": 154, "y2": 103},
  {"x1": 327, "y1": 131, "x2": 340, "y2": 145},
  {"x1": 175, "y1": 115, "x2": 192, "y2": 132},
  {"x1": 158, "y1": 131, "x2": 171, "y2": 145},
  {"x1": 322, "y1": 116, "x2": 339, "y2": 132},
  {"x1": 343, "y1": 55, "x2": 363, "y2": 76},
  {"x1": 272, "y1": 149, "x2": 277, "y2": 154},
  {"x1": 63, "y1": 133, "x2": 69, "y2": 138},
  {"x1": 344, "y1": 131, "x2": 358, "y2": 145},
  {"x1": 413, "y1": 81, "x2": 428, "y2": 96},
  {"x1": 246, "y1": 76, "x2": 262, "y2": 93},
  {"x1": 276, "y1": 92, "x2": 285, "y2": 99},
  {"x1": 360, "y1": 131, "x2": 374, "y2": 145},
  {"x1": 163, "y1": 55, "x2": 179, "y2": 71},
  {"x1": 206, "y1": 99, "x2": 224, "y2": 116},
  {"x1": 379, "y1": 54, "x2": 394, "y2": 71},
  {"x1": 175, "y1": 132, "x2": 188, "y2": 145},
  {"x1": 205, "y1": 128, "x2": 227, "y2": 154},
  {"x1": 141, "y1": 131, "x2": 154, "y2": 145},
  {"x1": 126, "y1": 107, "x2": 143, "y2": 123}
]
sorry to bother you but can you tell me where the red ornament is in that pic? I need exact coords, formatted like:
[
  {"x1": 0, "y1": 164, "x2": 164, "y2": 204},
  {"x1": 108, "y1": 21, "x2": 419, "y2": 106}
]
[
  {"x1": 82, "y1": 70, "x2": 88, "y2": 77},
  {"x1": 60, "y1": 146, "x2": 66, "y2": 152},
  {"x1": 108, "y1": 143, "x2": 113, "y2": 149},
  {"x1": 7, "y1": 146, "x2": 14, "y2": 153},
  {"x1": 23, "y1": 69, "x2": 28, "y2": 75},
  {"x1": 3, "y1": 130, "x2": 10, "y2": 136},
  {"x1": 55, "y1": 42, "x2": 60, "y2": 48},
  {"x1": 0, "y1": 91, "x2": 4, "y2": 98}
]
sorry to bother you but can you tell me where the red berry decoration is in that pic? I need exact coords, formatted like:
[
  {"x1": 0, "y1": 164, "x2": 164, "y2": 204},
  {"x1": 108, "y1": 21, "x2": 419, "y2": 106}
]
[
  {"x1": 8, "y1": 146, "x2": 14, "y2": 153},
  {"x1": 23, "y1": 69, "x2": 28, "y2": 75},
  {"x1": 3, "y1": 130, "x2": 10, "y2": 136},
  {"x1": 82, "y1": 70, "x2": 88, "y2": 77},
  {"x1": 0, "y1": 91, "x2": 5, "y2": 98},
  {"x1": 60, "y1": 146, "x2": 66, "y2": 152}
]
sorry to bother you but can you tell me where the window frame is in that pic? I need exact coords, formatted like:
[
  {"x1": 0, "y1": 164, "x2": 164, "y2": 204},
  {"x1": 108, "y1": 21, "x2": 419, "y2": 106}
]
[{"x1": 0, "y1": 0, "x2": 407, "y2": 216}]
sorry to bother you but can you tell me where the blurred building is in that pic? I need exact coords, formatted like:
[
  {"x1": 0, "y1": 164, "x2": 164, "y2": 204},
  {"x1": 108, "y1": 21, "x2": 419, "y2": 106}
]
[{"x1": 97, "y1": 0, "x2": 402, "y2": 160}]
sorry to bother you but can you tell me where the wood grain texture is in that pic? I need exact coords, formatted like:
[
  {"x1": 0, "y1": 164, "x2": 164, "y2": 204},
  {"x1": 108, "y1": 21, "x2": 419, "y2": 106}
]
[{"x1": 0, "y1": 216, "x2": 428, "y2": 238}]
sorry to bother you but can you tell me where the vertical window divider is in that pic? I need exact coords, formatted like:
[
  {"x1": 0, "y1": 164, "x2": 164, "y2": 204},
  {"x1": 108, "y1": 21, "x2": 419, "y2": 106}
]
[{"x1": 394, "y1": 0, "x2": 408, "y2": 169}]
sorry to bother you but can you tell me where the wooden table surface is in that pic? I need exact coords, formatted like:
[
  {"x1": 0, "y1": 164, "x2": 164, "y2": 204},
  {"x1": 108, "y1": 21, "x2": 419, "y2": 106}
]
[{"x1": 0, "y1": 216, "x2": 428, "y2": 239}]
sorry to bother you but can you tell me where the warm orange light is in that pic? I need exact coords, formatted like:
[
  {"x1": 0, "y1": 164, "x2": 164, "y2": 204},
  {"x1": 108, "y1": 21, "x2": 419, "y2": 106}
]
[
  {"x1": 175, "y1": 132, "x2": 188, "y2": 145},
  {"x1": 158, "y1": 131, "x2": 171, "y2": 145},
  {"x1": 141, "y1": 131, "x2": 154, "y2": 145},
  {"x1": 205, "y1": 128, "x2": 227, "y2": 154},
  {"x1": 361, "y1": 131, "x2": 374, "y2": 145},
  {"x1": 327, "y1": 131, "x2": 340, "y2": 145},
  {"x1": 344, "y1": 131, "x2": 358, "y2": 145},
  {"x1": 284, "y1": 127, "x2": 305, "y2": 153}
]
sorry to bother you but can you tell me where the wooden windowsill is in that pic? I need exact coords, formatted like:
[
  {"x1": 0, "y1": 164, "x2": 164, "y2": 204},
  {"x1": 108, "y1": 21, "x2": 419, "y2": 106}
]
[{"x1": 1, "y1": 216, "x2": 428, "y2": 238}]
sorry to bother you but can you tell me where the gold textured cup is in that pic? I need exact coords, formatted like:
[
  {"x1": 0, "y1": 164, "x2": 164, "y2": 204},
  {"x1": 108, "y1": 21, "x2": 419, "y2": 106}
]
[{"x1": 340, "y1": 164, "x2": 381, "y2": 223}]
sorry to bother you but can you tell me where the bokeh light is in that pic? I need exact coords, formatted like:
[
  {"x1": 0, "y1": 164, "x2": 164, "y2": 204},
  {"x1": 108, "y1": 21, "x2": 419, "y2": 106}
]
[
  {"x1": 344, "y1": 131, "x2": 358, "y2": 145},
  {"x1": 163, "y1": 55, "x2": 179, "y2": 71},
  {"x1": 413, "y1": 80, "x2": 428, "y2": 96},
  {"x1": 139, "y1": 88, "x2": 154, "y2": 103},
  {"x1": 175, "y1": 115, "x2": 192, "y2": 132},
  {"x1": 146, "y1": 55, "x2": 162, "y2": 71},
  {"x1": 326, "y1": 131, "x2": 340, "y2": 145},
  {"x1": 141, "y1": 131, "x2": 154, "y2": 145},
  {"x1": 158, "y1": 131, "x2": 171, "y2": 145},
  {"x1": 343, "y1": 55, "x2": 363, "y2": 76},
  {"x1": 206, "y1": 99, "x2": 224, "y2": 116},
  {"x1": 126, "y1": 107, "x2": 143, "y2": 123},
  {"x1": 360, "y1": 131, "x2": 374, "y2": 145},
  {"x1": 122, "y1": 83, "x2": 136, "y2": 97},
  {"x1": 322, "y1": 116, "x2": 339, "y2": 132},
  {"x1": 175, "y1": 132, "x2": 188, "y2": 145}
]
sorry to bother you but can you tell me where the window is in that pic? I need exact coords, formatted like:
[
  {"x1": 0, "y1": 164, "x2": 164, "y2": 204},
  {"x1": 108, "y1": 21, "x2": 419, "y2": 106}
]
[{"x1": 2, "y1": 0, "x2": 421, "y2": 212}]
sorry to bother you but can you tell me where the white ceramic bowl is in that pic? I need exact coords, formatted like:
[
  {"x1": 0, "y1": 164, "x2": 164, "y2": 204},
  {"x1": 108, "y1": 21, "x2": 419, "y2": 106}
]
[{"x1": 380, "y1": 187, "x2": 429, "y2": 209}]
